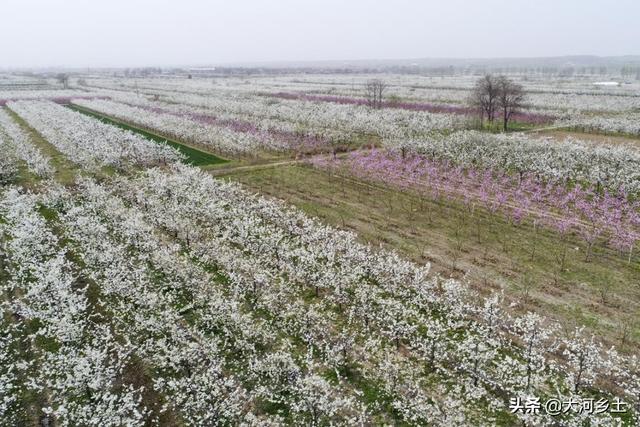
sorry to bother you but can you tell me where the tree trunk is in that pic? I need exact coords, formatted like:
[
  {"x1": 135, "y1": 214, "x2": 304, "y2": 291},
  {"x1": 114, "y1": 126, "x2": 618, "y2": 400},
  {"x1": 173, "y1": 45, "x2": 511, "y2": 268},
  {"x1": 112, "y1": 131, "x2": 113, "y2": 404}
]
[{"x1": 503, "y1": 108, "x2": 509, "y2": 132}]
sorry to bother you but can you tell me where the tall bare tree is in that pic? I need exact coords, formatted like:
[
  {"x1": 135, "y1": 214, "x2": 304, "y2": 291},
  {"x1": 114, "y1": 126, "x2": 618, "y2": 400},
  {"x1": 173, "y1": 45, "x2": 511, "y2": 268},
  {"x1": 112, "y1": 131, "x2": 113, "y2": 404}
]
[
  {"x1": 469, "y1": 74, "x2": 500, "y2": 126},
  {"x1": 496, "y1": 76, "x2": 525, "y2": 132},
  {"x1": 56, "y1": 73, "x2": 69, "y2": 89},
  {"x1": 364, "y1": 79, "x2": 387, "y2": 109}
]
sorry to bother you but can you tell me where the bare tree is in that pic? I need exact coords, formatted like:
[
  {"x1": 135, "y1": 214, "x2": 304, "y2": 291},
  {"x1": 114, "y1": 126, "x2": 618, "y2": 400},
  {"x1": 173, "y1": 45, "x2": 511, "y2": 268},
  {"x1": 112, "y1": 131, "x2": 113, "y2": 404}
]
[
  {"x1": 364, "y1": 79, "x2": 387, "y2": 109},
  {"x1": 496, "y1": 76, "x2": 525, "y2": 132},
  {"x1": 469, "y1": 75, "x2": 500, "y2": 126},
  {"x1": 56, "y1": 73, "x2": 69, "y2": 89}
]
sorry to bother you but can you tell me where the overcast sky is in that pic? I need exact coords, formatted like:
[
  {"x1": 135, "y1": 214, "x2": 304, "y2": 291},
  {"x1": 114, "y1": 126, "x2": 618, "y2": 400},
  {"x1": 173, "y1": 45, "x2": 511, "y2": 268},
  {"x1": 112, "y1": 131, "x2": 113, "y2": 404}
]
[{"x1": 1, "y1": 0, "x2": 639, "y2": 68}]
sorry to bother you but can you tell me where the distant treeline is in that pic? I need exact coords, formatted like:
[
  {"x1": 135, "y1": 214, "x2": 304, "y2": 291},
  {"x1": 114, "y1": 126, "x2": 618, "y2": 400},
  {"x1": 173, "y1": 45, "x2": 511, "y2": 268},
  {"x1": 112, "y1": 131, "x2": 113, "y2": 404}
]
[{"x1": 114, "y1": 65, "x2": 640, "y2": 79}]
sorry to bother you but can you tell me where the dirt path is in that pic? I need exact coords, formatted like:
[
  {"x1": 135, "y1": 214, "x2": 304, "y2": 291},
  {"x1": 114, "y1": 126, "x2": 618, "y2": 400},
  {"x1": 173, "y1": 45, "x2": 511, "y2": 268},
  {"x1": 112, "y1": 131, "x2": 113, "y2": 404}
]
[
  {"x1": 534, "y1": 129, "x2": 640, "y2": 147},
  {"x1": 207, "y1": 159, "x2": 303, "y2": 176}
]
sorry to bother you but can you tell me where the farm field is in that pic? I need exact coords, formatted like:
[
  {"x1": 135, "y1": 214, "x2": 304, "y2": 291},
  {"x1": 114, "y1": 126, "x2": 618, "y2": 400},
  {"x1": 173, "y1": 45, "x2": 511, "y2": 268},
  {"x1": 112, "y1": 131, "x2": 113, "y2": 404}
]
[
  {"x1": 1, "y1": 67, "x2": 640, "y2": 427},
  {"x1": 224, "y1": 164, "x2": 640, "y2": 350}
]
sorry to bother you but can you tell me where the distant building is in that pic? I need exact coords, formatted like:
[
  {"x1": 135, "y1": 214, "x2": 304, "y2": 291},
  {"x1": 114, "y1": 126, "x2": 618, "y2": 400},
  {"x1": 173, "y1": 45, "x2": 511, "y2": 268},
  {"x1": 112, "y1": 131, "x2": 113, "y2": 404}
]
[{"x1": 188, "y1": 67, "x2": 217, "y2": 77}]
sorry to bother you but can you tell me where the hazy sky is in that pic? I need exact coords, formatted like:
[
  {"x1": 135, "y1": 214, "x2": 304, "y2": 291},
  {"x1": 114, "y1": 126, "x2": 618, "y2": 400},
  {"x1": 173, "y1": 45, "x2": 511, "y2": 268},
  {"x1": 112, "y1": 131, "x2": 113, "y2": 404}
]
[{"x1": 2, "y1": 0, "x2": 639, "y2": 68}]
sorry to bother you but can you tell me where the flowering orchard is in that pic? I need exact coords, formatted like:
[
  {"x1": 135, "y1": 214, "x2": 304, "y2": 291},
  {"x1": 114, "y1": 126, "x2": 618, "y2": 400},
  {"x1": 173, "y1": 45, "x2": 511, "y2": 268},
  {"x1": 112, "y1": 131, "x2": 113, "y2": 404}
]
[
  {"x1": 0, "y1": 108, "x2": 53, "y2": 179},
  {"x1": 7, "y1": 100, "x2": 182, "y2": 170},
  {"x1": 72, "y1": 98, "x2": 329, "y2": 156},
  {"x1": 1, "y1": 165, "x2": 638, "y2": 425},
  {"x1": 1, "y1": 72, "x2": 640, "y2": 426},
  {"x1": 309, "y1": 149, "x2": 640, "y2": 261},
  {"x1": 74, "y1": 84, "x2": 464, "y2": 144},
  {"x1": 266, "y1": 91, "x2": 555, "y2": 126},
  {"x1": 390, "y1": 131, "x2": 640, "y2": 194}
]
